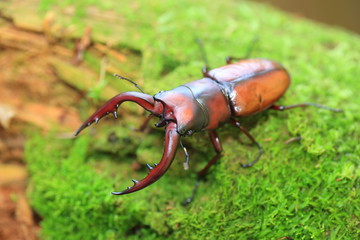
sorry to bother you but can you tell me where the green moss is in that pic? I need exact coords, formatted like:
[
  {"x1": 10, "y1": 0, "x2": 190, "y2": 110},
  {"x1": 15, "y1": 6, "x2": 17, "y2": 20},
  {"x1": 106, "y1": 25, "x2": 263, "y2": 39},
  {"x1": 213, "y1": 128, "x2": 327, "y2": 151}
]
[{"x1": 26, "y1": 0, "x2": 360, "y2": 239}]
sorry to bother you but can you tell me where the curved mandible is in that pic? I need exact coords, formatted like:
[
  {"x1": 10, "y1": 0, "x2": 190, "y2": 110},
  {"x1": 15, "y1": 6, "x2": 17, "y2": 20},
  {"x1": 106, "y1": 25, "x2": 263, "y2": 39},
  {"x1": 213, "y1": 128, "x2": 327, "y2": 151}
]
[
  {"x1": 75, "y1": 92, "x2": 156, "y2": 136},
  {"x1": 112, "y1": 122, "x2": 179, "y2": 195}
]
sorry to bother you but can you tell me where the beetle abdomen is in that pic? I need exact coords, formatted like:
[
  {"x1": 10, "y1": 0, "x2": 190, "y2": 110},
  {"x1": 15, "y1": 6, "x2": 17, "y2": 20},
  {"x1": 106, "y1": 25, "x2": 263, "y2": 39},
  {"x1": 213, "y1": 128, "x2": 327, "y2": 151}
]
[
  {"x1": 230, "y1": 68, "x2": 290, "y2": 116},
  {"x1": 208, "y1": 59, "x2": 290, "y2": 116}
]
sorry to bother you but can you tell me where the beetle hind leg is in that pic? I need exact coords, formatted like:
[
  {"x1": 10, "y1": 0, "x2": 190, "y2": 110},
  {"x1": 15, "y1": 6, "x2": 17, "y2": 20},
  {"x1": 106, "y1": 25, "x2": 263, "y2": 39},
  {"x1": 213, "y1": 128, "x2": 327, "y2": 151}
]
[
  {"x1": 271, "y1": 103, "x2": 342, "y2": 113},
  {"x1": 231, "y1": 119, "x2": 264, "y2": 168}
]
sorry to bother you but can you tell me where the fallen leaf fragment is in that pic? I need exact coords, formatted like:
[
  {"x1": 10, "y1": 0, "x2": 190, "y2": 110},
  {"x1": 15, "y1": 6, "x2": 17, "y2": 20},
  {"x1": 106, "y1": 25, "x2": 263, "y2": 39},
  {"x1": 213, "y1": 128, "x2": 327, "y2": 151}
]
[
  {"x1": 15, "y1": 194, "x2": 34, "y2": 226},
  {"x1": 0, "y1": 164, "x2": 27, "y2": 186},
  {"x1": 0, "y1": 104, "x2": 16, "y2": 129}
]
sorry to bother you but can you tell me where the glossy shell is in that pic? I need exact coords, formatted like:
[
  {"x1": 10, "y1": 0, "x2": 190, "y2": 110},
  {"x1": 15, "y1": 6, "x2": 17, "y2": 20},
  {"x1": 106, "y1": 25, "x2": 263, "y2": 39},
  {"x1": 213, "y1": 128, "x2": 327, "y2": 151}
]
[
  {"x1": 156, "y1": 58, "x2": 290, "y2": 135},
  {"x1": 75, "y1": 58, "x2": 293, "y2": 196},
  {"x1": 208, "y1": 58, "x2": 291, "y2": 116},
  {"x1": 154, "y1": 78, "x2": 231, "y2": 135}
]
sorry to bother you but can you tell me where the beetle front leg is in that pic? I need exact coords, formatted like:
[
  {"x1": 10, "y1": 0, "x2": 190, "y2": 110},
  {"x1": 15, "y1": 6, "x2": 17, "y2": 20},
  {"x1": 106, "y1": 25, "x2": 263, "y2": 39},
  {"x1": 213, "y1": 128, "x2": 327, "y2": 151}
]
[
  {"x1": 180, "y1": 139, "x2": 190, "y2": 170},
  {"x1": 182, "y1": 131, "x2": 223, "y2": 206},
  {"x1": 231, "y1": 119, "x2": 264, "y2": 168},
  {"x1": 138, "y1": 113, "x2": 154, "y2": 132}
]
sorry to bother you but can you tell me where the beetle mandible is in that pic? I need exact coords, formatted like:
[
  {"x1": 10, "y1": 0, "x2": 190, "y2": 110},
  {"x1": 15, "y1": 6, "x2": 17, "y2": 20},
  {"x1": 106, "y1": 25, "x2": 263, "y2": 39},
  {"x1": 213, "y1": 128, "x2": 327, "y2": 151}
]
[{"x1": 75, "y1": 51, "x2": 341, "y2": 198}]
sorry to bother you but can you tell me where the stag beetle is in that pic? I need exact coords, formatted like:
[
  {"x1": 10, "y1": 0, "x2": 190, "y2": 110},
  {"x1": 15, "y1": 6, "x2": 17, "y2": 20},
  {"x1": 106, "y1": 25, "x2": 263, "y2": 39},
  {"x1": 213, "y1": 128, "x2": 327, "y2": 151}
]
[{"x1": 75, "y1": 49, "x2": 341, "y2": 201}]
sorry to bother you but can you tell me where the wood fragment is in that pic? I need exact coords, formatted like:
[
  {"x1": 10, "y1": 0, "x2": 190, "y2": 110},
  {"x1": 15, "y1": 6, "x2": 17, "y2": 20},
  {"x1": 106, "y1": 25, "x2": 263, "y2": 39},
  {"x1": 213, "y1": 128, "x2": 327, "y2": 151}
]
[
  {"x1": 94, "y1": 43, "x2": 127, "y2": 62},
  {"x1": 0, "y1": 104, "x2": 16, "y2": 129},
  {"x1": 15, "y1": 195, "x2": 37, "y2": 240},
  {"x1": 284, "y1": 136, "x2": 302, "y2": 144},
  {"x1": 0, "y1": 26, "x2": 47, "y2": 52},
  {"x1": 0, "y1": 164, "x2": 27, "y2": 186},
  {"x1": 73, "y1": 26, "x2": 92, "y2": 65}
]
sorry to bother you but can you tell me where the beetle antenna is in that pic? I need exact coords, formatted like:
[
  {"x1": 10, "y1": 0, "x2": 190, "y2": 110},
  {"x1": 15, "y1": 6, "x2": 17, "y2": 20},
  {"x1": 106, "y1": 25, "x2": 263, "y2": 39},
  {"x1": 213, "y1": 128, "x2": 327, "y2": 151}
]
[
  {"x1": 195, "y1": 38, "x2": 210, "y2": 71},
  {"x1": 113, "y1": 73, "x2": 144, "y2": 93}
]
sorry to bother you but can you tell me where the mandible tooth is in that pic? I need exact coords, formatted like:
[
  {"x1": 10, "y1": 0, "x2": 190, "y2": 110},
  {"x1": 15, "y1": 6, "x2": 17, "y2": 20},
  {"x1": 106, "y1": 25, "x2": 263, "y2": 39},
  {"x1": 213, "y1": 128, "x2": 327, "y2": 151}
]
[
  {"x1": 132, "y1": 179, "x2": 139, "y2": 184},
  {"x1": 146, "y1": 164, "x2": 153, "y2": 170},
  {"x1": 111, "y1": 191, "x2": 123, "y2": 195},
  {"x1": 113, "y1": 111, "x2": 118, "y2": 118}
]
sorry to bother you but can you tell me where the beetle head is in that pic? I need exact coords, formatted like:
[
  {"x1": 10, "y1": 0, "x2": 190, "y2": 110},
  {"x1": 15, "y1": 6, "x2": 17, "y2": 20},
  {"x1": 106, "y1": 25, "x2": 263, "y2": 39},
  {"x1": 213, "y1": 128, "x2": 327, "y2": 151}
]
[
  {"x1": 154, "y1": 87, "x2": 208, "y2": 136},
  {"x1": 75, "y1": 91, "x2": 181, "y2": 195}
]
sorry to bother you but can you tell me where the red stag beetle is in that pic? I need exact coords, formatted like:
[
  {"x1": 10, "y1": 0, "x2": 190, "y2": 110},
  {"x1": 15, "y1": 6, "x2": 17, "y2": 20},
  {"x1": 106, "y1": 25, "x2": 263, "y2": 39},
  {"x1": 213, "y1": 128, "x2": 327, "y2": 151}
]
[{"x1": 75, "y1": 40, "x2": 341, "y2": 204}]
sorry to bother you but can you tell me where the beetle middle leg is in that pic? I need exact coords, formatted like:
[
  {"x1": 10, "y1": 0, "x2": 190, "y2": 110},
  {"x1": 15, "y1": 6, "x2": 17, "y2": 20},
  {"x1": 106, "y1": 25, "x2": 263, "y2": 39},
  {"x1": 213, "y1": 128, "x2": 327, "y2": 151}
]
[
  {"x1": 198, "y1": 131, "x2": 223, "y2": 177},
  {"x1": 182, "y1": 130, "x2": 223, "y2": 206},
  {"x1": 226, "y1": 37, "x2": 259, "y2": 64},
  {"x1": 195, "y1": 38, "x2": 212, "y2": 76},
  {"x1": 195, "y1": 38, "x2": 226, "y2": 83},
  {"x1": 230, "y1": 119, "x2": 264, "y2": 168}
]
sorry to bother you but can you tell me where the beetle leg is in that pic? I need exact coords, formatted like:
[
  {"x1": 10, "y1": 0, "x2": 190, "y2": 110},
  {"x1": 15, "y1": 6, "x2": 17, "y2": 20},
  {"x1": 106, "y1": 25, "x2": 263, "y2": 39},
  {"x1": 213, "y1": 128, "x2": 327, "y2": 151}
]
[
  {"x1": 271, "y1": 103, "x2": 342, "y2": 112},
  {"x1": 182, "y1": 179, "x2": 200, "y2": 206},
  {"x1": 112, "y1": 122, "x2": 179, "y2": 195},
  {"x1": 182, "y1": 131, "x2": 222, "y2": 206},
  {"x1": 194, "y1": 39, "x2": 223, "y2": 84},
  {"x1": 225, "y1": 56, "x2": 249, "y2": 64},
  {"x1": 201, "y1": 65, "x2": 223, "y2": 84},
  {"x1": 231, "y1": 119, "x2": 264, "y2": 168},
  {"x1": 195, "y1": 38, "x2": 211, "y2": 77},
  {"x1": 75, "y1": 92, "x2": 158, "y2": 136},
  {"x1": 226, "y1": 37, "x2": 259, "y2": 63},
  {"x1": 225, "y1": 56, "x2": 241, "y2": 64},
  {"x1": 180, "y1": 139, "x2": 190, "y2": 170},
  {"x1": 198, "y1": 131, "x2": 223, "y2": 178},
  {"x1": 202, "y1": 68, "x2": 222, "y2": 83},
  {"x1": 138, "y1": 113, "x2": 154, "y2": 131},
  {"x1": 202, "y1": 66, "x2": 210, "y2": 77}
]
